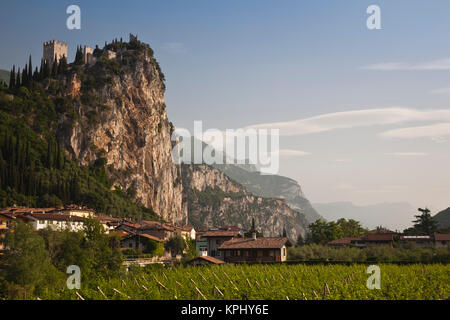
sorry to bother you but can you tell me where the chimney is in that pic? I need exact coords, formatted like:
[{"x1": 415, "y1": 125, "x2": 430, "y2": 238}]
[{"x1": 252, "y1": 232, "x2": 257, "y2": 240}]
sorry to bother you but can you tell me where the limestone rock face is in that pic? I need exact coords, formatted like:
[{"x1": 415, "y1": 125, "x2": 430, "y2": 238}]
[
  {"x1": 182, "y1": 164, "x2": 309, "y2": 240},
  {"x1": 62, "y1": 50, "x2": 185, "y2": 224}
]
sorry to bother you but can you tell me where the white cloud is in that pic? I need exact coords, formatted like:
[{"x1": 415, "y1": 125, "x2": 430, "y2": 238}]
[
  {"x1": 245, "y1": 108, "x2": 450, "y2": 136},
  {"x1": 362, "y1": 58, "x2": 450, "y2": 71},
  {"x1": 379, "y1": 122, "x2": 450, "y2": 139},
  {"x1": 385, "y1": 152, "x2": 428, "y2": 156},
  {"x1": 336, "y1": 183, "x2": 354, "y2": 190},
  {"x1": 430, "y1": 87, "x2": 450, "y2": 95},
  {"x1": 271, "y1": 149, "x2": 311, "y2": 157}
]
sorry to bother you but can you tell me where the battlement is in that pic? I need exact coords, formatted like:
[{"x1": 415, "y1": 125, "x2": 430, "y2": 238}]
[
  {"x1": 43, "y1": 39, "x2": 68, "y2": 65},
  {"x1": 43, "y1": 39, "x2": 68, "y2": 48}
]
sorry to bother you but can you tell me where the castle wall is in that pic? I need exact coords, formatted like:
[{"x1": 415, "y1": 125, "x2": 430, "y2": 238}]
[{"x1": 43, "y1": 40, "x2": 68, "y2": 65}]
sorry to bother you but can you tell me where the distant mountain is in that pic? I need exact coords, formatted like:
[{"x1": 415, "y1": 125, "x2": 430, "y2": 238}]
[
  {"x1": 434, "y1": 208, "x2": 450, "y2": 229},
  {"x1": 313, "y1": 201, "x2": 416, "y2": 231},
  {"x1": 179, "y1": 137, "x2": 322, "y2": 223},
  {"x1": 213, "y1": 164, "x2": 323, "y2": 223},
  {"x1": 0, "y1": 69, "x2": 9, "y2": 86},
  {"x1": 182, "y1": 164, "x2": 309, "y2": 240}
]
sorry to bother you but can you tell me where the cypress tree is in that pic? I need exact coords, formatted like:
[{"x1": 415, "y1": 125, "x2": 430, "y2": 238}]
[
  {"x1": 28, "y1": 55, "x2": 33, "y2": 81},
  {"x1": 15, "y1": 67, "x2": 21, "y2": 88},
  {"x1": 22, "y1": 65, "x2": 28, "y2": 87},
  {"x1": 42, "y1": 60, "x2": 50, "y2": 79},
  {"x1": 9, "y1": 65, "x2": 16, "y2": 89},
  {"x1": 33, "y1": 67, "x2": 39, "y2": 81},
  {"x1": 51, "y1": 55, "x2": 58, "y2": 77},
  {"x1": 58, "y1": 55, "x2": 68, "y2": 75},
  {"x1": 46, "y1": 141, "x2": 52, "y2": 168},
  {"x1": 55, "y1": 142, "x2": 61, "y2": 169}
]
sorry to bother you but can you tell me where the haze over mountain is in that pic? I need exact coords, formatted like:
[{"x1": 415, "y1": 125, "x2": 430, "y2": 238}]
[
  {"x1": 178, "y1": 136, "x2": 322, "y2": 223},
  {"x1": 433, "y1": 207, "x2": 450, "y2": 229},
  {"x1": 313, "y1": 201, "x2": 417, "y2": 231}
]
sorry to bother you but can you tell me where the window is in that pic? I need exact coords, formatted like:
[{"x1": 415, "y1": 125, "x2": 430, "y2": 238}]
[
  {"x1": 211, "y1": 250, "x2": 216, "y2": 257},
  {"x1": 216, "y1": 240, "x2": 221, "y2": 245},
  {"x1": 283, "y1": 248, "x2": 286, "y2": 256}
]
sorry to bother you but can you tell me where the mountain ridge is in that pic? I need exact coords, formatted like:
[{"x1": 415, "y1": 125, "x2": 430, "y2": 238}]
[{"x1": 313, "y1": 201, "x2": 416, "y2": 231}]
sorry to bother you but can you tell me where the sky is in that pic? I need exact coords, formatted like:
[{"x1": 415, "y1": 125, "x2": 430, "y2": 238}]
[{"x1": 1, "y1": 0, "x2": 449, "y2": 213}]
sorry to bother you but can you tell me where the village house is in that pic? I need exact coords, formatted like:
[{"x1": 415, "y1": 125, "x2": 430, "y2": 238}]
[
  {"x1": 0, "y1": 213, "x2": 15, "y2": 250},
  {"x1": 399, "y1": 235, "x2": 433, "y2": 248},
  {"x1": 19, "y1": 212, "x2": 86, "y2": 231},
  {"x1": 218, "y1": 233, "x2": 292, "y2": 262},
  {"x1": 195, "y1": 230, "x2": 209, "y2": 256},
  {"x1": 434, "y1": 233, "x2": 450, "y2": 248},
  {"x1": 0, "y1": 205, "x2": 94, "y2": 218},
  {"x1": 120, "y1": 233, "x2": 164, "y2": 251},
  {"x1": 188, "y1": 256, "x2": 225, "y2": 265},
  {"x1": 328, "y1": 237, "x2": 366, "y2": 248},
  {"x1": 116, "y1": 220, "x2": 195, "y2": 242},
  {"x1": 201, "y1": 227, "x2": 244, "y2": 260},
  {"x1": 328, "y1": 234, "x2": 395, "y2": 248},
  {"x1": 94, "y1": 215, "x2": 121, "y2": 233},
  {"x1": 173, "y1": 225, "x2": 196, "y2": 240}
]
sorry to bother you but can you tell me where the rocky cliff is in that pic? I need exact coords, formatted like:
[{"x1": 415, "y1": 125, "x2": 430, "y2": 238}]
[
  {"x1": 182, "y1": 164, "x2": 309, "y2": 240},
  {"x1": 44, "y1": 37, "x2": 311, "y2": 235},
  {"x1": 213, "y1": 164, "x2": 322, "y2": 223},
  {"x1": 57, "y1": 39, "x2": 185, "y2": 223}
]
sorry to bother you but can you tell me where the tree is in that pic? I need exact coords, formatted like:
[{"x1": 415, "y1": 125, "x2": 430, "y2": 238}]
[
  {"x1": 336, "y1": 218, "x2": 367, "y2": 237},
  {"x1": 182, "y1": 239, "x2": 199, "y2": 262},
  {"x1": 296, "y1": 234, "x2": 304, "y2": 246},
  {"x1": 4, "y1": 220, "x2": 62, "y2": 297},
  {"x1": 51, "y1": 55, "x2": 58, "y2": 77},
  {"x1": 74, "y1": 46, "x2": 84, "y2": 65},
  {"x1": 28, "y1": 55, "x2": 33, "y2": 81},
  {"x1": 15, "y1": 68, "x2": 21, "y2": 88},
  {"x1": 9, "y1": 65, "x2": 15, "y2": 89},
  {"x1": 22, "y1": 64, "x2": 28, "y2": 87},
  {"x1": 308, "y1": 219, "x2": 344, "y2": 245},
  {"x1": 412, "y1": 208, "x2": 438, "y2": 236},
  {"x1": 164, "y1": 235, "x2": 185, "y2": 256},
  {"x1": 58, "y1": 55, "x2": 68, "y2": 75},
  {"x1": 81, "y1": 218, "x2": 123, "y2": 279}
]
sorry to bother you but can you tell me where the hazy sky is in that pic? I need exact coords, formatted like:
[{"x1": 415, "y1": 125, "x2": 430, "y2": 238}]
[{"x1": 1, "y1": 0, "x2": 449, "y2": 212}]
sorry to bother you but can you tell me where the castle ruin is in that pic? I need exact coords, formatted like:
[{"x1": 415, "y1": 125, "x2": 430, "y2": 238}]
[{"x1": 43, "y1": 40, "x2": 68, "y2": 65}]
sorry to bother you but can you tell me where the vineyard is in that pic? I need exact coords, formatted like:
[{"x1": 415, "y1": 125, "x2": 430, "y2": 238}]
[{"x1": 38, "y1": 263, "x2": 449, "y2": 300}]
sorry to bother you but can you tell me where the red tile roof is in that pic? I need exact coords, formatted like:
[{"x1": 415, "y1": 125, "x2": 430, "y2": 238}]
[
  {"x1": 94, "y1": 215, "x2": 120, "y2": 222},
  {"x1": 141, "y1": 221, "x2": 174, "y2": 231},
  {"x1": 366, "y1": 234, "x2": 394, "y2": 241},
  {"x1": 191, "y1": 256, "x2": 225, "y2": 264},
  {"x1": 27, "y1": 213, "x2": 86, "y2": 222},
  {"x1": 108, "y1": 230, "x2": 130, "y2": 238},
  {"x1": 202, "y1": 230, "x2": 239, "y2": 238},
  {"x1": 434, "y1": 233, "x2": 450, "y2": 241},
  {"x1": 123, "y1": 233, "x2": 164, "y2": 242},
  {"x1": 219, "y1": 237, "x2": 292, "y2": 249},
  {"x1": 328, "y1": 237, "x2": 363, "y2": 245}
]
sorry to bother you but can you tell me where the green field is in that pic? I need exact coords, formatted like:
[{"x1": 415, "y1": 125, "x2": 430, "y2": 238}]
[{"x1": 39, "y1": 263, "x2": 449, "y2": 300}]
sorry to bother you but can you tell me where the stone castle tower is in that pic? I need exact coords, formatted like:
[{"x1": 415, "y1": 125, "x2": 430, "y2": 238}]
[{"x1": 43, "y1": 40, "x2": 68, "y2": 65}]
